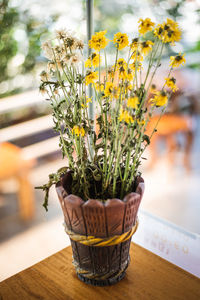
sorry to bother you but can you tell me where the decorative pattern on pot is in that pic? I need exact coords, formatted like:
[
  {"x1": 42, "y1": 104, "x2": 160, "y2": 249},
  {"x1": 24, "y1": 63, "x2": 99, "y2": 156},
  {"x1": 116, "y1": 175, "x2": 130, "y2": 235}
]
[{"x1": 56, "y1": 173, "x2": 144, "y2": 286}]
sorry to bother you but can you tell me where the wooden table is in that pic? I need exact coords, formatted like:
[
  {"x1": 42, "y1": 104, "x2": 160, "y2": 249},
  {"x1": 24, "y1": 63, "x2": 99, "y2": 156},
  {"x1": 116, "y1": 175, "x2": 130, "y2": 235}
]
[{"x1": 1, "y1": 243, "x2": 200, "y2": 300}]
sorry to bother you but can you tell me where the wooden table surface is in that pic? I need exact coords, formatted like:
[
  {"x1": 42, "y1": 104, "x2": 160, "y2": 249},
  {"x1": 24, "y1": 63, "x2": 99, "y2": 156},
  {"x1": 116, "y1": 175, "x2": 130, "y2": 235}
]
[{"x1": 1, "y1": 243, "x2": 200, "y2": 300}]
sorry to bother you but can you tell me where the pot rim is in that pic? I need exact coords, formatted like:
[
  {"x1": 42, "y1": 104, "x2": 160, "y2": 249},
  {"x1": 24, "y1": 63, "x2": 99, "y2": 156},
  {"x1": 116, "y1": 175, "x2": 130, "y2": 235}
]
[{"x1": 56, "y1": 171, "x2": 145, "y2": 206}]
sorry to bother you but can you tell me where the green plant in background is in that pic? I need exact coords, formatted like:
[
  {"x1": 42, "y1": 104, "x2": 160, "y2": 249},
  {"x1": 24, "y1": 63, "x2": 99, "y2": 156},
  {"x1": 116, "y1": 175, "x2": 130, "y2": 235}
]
[
  {"x1": 0, "y1": 0, "x2": 19, "y2": 83},
  {"x1": 0, "y1": 0, "x2": 57, "y2": 98}
]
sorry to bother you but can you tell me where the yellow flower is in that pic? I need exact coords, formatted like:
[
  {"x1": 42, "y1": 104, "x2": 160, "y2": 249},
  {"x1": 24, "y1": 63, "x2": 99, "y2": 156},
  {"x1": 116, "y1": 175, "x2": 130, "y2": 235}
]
[
  {"x1": 72, "y1": 126, "x2": 85, "y2": 137},
  {"x1": 86, "y1": 96, "x2": 92, "y2": 103},
  {"x1": 116, "y1": 58, "x2": 127, "y2": 69},
  {"x1": 150, "y1": 84, "x2": 157, "y2": 94},
  {"x1": 126, "y1": 68, "x2": 134, "y2": 81},
  {"x1": 154, "y1": 19, "x2": 181, "y2": 44},
  {"x1": 163, "y1": 18, "x2": 181, "y2": 44},
  {"x1": 119, "y1": 109, "x2": 134, "y2": 123},
  {"x1": 124, "y1": 82, "x2": 133, "y2": 94},
  {"x1": 81, "y1": 96, "x2": 92, "y2": 108},
  {"x1": 85, "y1": 71, "x2": 98, "y2": 85},
  {"x1": 127, "y1": 96, "x2": 139, "y2": 109},
  {"x1": 104, "y1": 82, "x2": 114, "y2": 97},
  {"x1": 129, "y1": 61, "x2": 142, "y2": 71},
  {"x1": 95, "y1": 82, "x2": 104, "y2": 92},
  {"x1": 113, "y1": 87, "x2": 120, "y2": 99},
  {"x1": 81, "y1": 103, "x2": 88, "y2": 109},
  {"x1": 104, "y1": 82, "x2": 119, "y2": 99},
  {"x1": 165, "y1": 77, "x2": 178, "y2": 92},
  {"x1": 170, "y1": 53, "x2": 186, "y2": 68},
  {"x1": 80, "y1": 127, "x2": 85, "y2": 137},
  {"x1": 150, "y1": 90, "x2": 168, "y2": 107},
  {"x1": 108, "y1": 67, "x2": 115, "y2": 80},
  {"x1": 89, "y1": 30, "x2": 109, "y2": 51},
  {"x1": 113, "y1": 32, "x2": 129, "y2": 50},
  {"x1": 137, "y1": 119, "x2": 145, "y2": 126},
  {"x1": 141, "y1": 40, "x2": 154, "y2": 55},
  {"x1": 130, "y1": 50, "x2": 143, "y2": 61},
  {"x1": 85, "y1": 52, "x2": 101, "y2": 68},
  {"x1": 85, "y1": 58, "x2": 92, "y2": 68},
  {"x1": 91, "y1": 53, "x2": 100, "y2": 68},
  {"x1": 154, "y1": 24, "x2": 164, "y2": 40},
  {"x1": 130, "y1": 38, "x2": 140, "y2": 51},
  {"x1": 118, "y1": 66, "x2": 127, "y2": 80},
  {"x1": 138, "y1": 18, "x2": 155, "y2": 35}
]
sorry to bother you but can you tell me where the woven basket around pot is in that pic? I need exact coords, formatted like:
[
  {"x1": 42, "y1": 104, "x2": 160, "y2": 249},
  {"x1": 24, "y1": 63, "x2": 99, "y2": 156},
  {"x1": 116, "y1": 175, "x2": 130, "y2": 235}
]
[{"x1": 56, "y1": 172, "x2": 144, "y2": 286}]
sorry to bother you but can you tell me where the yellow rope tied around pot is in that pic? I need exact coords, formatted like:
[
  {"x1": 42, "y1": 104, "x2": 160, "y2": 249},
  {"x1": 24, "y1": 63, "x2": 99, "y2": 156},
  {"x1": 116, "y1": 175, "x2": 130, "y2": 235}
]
[
  {"x1": 63, "y1": 219, "x2": 138, "y2": 247},
  {"x1": 72, "y1": 257, "x2": 129, "y2": 280}
]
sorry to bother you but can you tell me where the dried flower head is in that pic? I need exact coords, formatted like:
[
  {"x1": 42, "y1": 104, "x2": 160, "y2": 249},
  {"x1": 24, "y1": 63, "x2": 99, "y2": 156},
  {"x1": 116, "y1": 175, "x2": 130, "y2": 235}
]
[
  {"x1": 42, "y1": 41, "x2": 53, "y2": 60},
  {"x1": 40, "y1": 70, "x2": 50, "y2": 81},
  {"x1": 75, "y1": 39, "x2": 84, "y2": 50},
  {"x1": 70, "y1": 53, "x2": 82, "y2": 66}
]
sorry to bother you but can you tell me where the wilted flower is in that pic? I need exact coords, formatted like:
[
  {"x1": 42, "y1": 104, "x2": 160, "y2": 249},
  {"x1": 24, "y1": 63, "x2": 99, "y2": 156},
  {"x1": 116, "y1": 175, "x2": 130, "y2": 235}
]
[
  {"x1": 56, "y1": 29, "x2": 68, "y2": 40},
  {"x1": 39, "y1": 85, "x2": 47, "y2": 95},
  {"x1": 42, "y1": 41, "x2": 53, "y2": 60},
  {"x1": 40, "y1": 70, "x2": 50, "y2": 81},
  {"x1": 70, "y1": 53, "x2": 82, "y2": 66},
  {"x1": 75, "y1": 39, "x2": 84, "y2": 50},
  {"x1": 64, "y1": 36, "x2": 77, "y2": 50}
]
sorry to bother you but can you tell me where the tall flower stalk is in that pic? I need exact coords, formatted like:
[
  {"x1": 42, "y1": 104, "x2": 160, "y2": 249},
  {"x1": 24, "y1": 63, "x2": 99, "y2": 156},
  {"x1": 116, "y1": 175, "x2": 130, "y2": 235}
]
[{"x1": 38, "y1": 20, "x2": 185, "y2": 210}]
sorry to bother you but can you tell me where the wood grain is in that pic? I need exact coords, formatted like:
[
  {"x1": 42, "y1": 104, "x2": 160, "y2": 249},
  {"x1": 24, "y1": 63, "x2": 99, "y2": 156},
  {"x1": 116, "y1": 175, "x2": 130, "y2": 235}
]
[{"x1": 1, "y1": 243, "x2": 200, "y2": 300}]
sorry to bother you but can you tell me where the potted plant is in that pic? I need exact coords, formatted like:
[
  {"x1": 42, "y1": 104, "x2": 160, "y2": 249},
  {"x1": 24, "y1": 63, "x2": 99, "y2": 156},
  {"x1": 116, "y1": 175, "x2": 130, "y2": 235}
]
[{"x1": 37, "y1": 18, "x2": 185, "y2": 286}]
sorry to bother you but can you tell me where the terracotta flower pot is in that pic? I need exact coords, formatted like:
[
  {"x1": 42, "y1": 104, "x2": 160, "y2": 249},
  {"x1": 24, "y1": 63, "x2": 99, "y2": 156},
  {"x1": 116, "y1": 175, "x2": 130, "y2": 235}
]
[{"x1": 56, "y1": 172, "x2": 144, "y2": 286}]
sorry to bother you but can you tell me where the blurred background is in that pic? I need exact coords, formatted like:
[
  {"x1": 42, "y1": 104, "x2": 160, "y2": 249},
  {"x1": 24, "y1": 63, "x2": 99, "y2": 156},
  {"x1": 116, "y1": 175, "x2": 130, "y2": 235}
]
[{"x1": 0, "y1": 0, "x2": 200, "y2": 281}]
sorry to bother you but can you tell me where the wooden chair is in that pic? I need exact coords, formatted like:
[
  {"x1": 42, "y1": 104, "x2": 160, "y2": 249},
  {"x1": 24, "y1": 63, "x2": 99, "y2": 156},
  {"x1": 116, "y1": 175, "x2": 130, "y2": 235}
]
[
  {"x1": 146, "y1": 114, "x2": 194, "y2": 172},
  {"x1": 0, "y1": 142, "x2": 35, "y2": 221}
]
